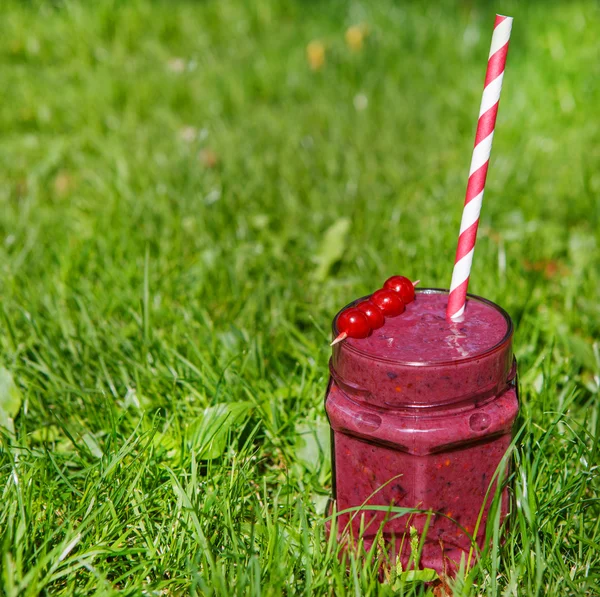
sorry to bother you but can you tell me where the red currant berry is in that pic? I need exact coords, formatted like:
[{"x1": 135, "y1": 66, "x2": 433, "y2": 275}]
[
  {"x1": 383, "y1": 275, "x2": 416, "y2": 304},
  {"x1": 371, "y1": 289, "x2": 405, "y2": 317},
  {"x1": 357, "y1": 300, "x2": 385, "y2": 329},
  {"x1": 336, "y1": 308, "x2": 371, "y2": 339}
]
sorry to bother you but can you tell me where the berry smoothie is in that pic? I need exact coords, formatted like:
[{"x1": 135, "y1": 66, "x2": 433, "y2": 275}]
[{"x1": 325, "y1": 289, "x2": 518, "y2": 574}]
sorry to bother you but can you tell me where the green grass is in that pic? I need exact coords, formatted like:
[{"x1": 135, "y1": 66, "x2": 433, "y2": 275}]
[{"x1": 1, "y1": 0, "x2": 599, "y2": 594}]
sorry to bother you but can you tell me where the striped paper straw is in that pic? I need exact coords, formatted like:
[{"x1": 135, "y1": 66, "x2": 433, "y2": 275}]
[{"x1": 447, "y1": 15, "x2": 513, "y2": 320}]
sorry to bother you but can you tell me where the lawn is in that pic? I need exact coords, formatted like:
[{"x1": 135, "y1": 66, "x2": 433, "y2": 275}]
[{"x1": 1, "y1": 0, "x2": 599, "y2": 595}]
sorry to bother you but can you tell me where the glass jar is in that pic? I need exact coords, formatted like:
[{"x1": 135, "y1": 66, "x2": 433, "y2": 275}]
[{"x1": 325, "y1": 289, "x2": 518, "y2": 574}]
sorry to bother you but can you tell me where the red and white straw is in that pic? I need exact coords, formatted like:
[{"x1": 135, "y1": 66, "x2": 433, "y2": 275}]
[{"x1": 447, "y1": 15, "x2": 513, "y2": 320}]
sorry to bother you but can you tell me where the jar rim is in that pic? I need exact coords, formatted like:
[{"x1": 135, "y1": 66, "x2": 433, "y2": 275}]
[{"x1": 332, "y1": 288, "x2": 513, "y2": 367}]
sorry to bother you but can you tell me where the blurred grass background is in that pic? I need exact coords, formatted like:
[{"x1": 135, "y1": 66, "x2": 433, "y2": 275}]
[{"x1": 0, "y1": 0, "x2": 599, "y2": 595}]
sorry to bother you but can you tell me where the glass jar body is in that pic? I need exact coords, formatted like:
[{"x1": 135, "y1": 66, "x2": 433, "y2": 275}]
[{"x1": 325, "y1": 291, "x2": 519, "y2": 574}]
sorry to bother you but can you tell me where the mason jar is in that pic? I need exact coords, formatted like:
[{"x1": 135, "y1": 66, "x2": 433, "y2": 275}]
[{"x1": 325, "y1": 289, "x2": 518, "y2": 574}]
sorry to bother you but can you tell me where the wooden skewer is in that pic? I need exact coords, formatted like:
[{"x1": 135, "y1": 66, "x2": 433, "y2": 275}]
[
  {"x1": 330, "y1": 332, "x2": 348, "y2": 346},
  {"x1": 331, "y1": 279, "x2": 420, "y2": 346}
]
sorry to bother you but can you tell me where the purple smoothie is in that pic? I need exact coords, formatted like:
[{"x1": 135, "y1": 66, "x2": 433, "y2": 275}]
[{"x1": 325, "y1": 289, "x2": 518, "y2": 574}]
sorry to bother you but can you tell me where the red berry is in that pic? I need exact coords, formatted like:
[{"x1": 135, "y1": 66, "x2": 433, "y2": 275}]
[
  {"x1": 383, "y1": 275, "x2": 416, "y2": 304},
  {"x1": 357, "y1": 300, "x2": 385, "y2": 329},
  {"x1": 336, "y1": 308, "x2": 371, "y2": 339},
  {"x1": 371, "y1": 289, "x2": 405, "y2": 317}
]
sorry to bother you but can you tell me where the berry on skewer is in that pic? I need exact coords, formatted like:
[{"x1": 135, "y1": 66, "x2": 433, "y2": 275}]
[
  {"x1": 383, "y1": 275, "x2": 418, "y2": 304},
  {"x1": 357, "y1": 300, "x2": 385, "y2": 329},
  {"x1": 371, "y1": 289, "x2": 405, "y2": 316},
  {"x1": 331, "y1": 308, "x2": 371, "y2": 346}
]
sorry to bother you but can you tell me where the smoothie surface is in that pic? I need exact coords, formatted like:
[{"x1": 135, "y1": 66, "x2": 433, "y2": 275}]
[{"x1": 344, "y1": 291, "x2": 509, "y2": 363}]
